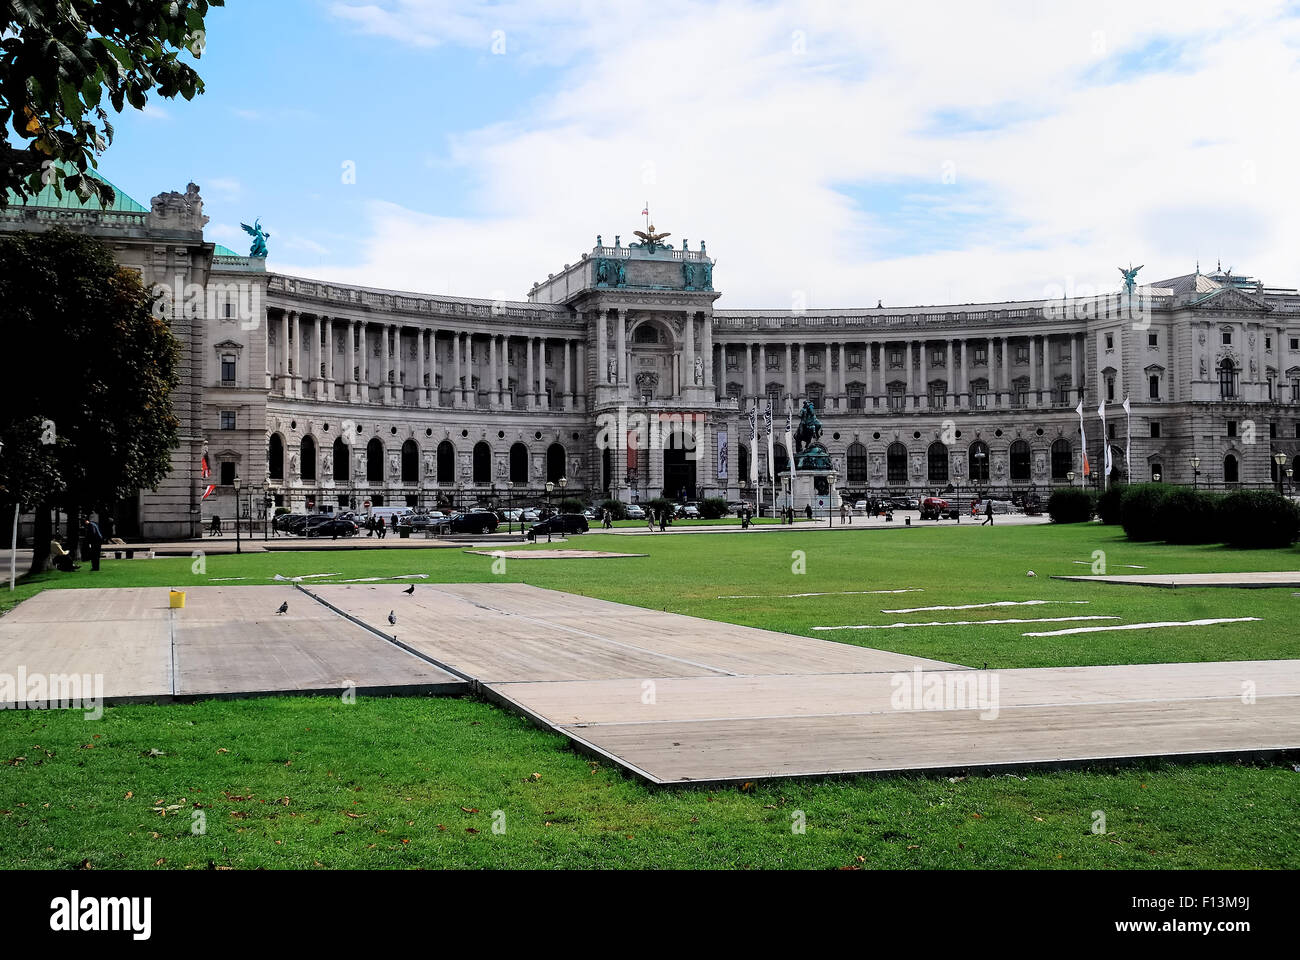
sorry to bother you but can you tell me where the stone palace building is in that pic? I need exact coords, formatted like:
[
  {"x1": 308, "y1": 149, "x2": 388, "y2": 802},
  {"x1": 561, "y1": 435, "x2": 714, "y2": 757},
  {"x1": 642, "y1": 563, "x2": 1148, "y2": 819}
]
[{"x1": 5, "y1": 174, "x2": 1300, "y2": 538}]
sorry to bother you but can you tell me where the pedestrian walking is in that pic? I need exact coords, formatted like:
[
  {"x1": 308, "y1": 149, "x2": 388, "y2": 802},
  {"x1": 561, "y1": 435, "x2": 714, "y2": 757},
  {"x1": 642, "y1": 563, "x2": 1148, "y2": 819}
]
[
  {"x1": 82, "y1": 517, "x2": 104, "y2": 572},
  {"x1": 658, "y1": 509, "x2": 667, "y2": 532},
  {"x1": 209, "y1": 514, "x2": 221, "y2": 537},
  {"x1": 646, "y1": 511, "x2": 655, "y2": 533},
  {"x1": 983, "y1": 500, "x2": 994, "y2": 526},
  {"x1": 378, "y1": 515, "x2": 387, "y2": 539},
  {"x1": 840, "y1": 502, "x2": 849, "y2": 525}
]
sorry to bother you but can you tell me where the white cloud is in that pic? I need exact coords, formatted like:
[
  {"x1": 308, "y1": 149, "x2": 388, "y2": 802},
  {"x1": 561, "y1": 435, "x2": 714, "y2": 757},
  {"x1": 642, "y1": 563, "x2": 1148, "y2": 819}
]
[{"x1": 313, "y1": 0, "x2": 1300, "y2": 307}]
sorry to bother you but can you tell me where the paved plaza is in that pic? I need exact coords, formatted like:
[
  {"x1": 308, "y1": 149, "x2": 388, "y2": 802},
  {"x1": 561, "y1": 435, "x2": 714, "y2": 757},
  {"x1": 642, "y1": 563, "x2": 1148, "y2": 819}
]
[{"x1": 4, "y1": 584, "x2": 1296, "y2": 784}]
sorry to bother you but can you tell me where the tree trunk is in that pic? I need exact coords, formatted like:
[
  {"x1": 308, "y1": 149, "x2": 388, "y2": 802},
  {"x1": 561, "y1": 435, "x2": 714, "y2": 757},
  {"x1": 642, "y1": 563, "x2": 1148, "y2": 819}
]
[
  {"x1": 66, "y1": 505, "x2": 81, "y2": 561},
  {"x1": 28, "y1": 503, "x2": 51, "y2": 575}
]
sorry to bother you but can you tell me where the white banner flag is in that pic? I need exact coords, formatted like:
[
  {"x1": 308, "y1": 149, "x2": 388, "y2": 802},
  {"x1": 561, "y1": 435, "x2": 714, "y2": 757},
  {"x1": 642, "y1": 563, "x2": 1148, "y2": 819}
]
[
  {"x1": 1121, "y1": 396, "x2": 1131, "y2": 480},
  {"x1": 1076, "y1": 397, "x2": 1090, "y2": 480},
  {"x1": 1098, "y1": 399, "x2": 1110, "y2": 489},
  {"x1": 784, "y1": 402, "x2": 797, "y2": 484},
  {"x1": 717, "y1": 430, "x2": 728, "y2": 479}
]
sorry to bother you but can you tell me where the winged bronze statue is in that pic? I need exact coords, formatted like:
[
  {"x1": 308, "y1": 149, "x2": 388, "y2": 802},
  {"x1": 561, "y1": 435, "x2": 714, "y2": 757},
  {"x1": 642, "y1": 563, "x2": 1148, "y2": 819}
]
[
  {"x1": 1118, "y1": 263, "x2": 1143, "y2": 294},
  {"x1": 633, "y1": 224, "x2": 671, "y2": 246},
  {"x1": 241, "y1": 218, "x2": 270, "y2": 258}
]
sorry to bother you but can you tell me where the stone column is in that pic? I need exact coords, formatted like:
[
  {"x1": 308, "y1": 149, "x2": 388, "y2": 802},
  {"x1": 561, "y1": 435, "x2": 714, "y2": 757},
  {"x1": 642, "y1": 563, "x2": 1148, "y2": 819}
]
[
  {"x1": 414, "y1": 326, "x2": 425, "y2": 408},
  {"x1": 562, "y1": 338, "x2": 572, "y2": 410},
  {"x1": 464, "y1": 333, "x2": 476, "y2": 408},
  {"x1": 744, "y1": 343, "x2": 753, "y2": 399},
  {"x1": 920, "y1": 340, "x2": 929, "y2": 410},
  {"x1": 1042, "y1": 334, "x2": 1052, "y2": 404},
  {"x1": 1000, "y1": 336, "x2": 1010, "y2": 407},
  {"x1": 838, "y1": 342, "x2": 847, "y2": 409},
  {"x1": 701, "y1": 312, "x2": 713, "y2": 390},
  {"x1": 904, "y1": 341, "x2": 915, "y2": 406},
  {"x1": 1028, "y1": 335, "x2": 1038, "y2": 406},
  {"x1": 959, "y1": 338, "x2": 968, "y2": 409},
  {"x1": 290, "y1": 311, "x2": 302, "y2": 397},
  {"x1": 576, "y1": 341, "x2": 586, "y2": 406},
  {"x1": 798, "y1": 343, "x2": 807, "y2": 397},
  {"x1": 683, "y1": 312, "x2": 695, "y2": 389},
  {"x1": 486, "y1": 334, "x2": 496, "y2": 410},
  {"x1": 323, "y1": 317, "x2": 334, "y2": 400},
  {"x1": 945, "y1": 339, "x2": 955, "y2": 409},
  {"x1": 784, "y1": 342, "x2": 793, "y2": 399},
  {"x1": 279, "y1": 311, "x2": 290, "y2": 395},
  {"x1": 615, "y1": 309, "x2": 627, "y2": 386},
  {"x1": 824, "y1": 343, "x2": 832, "y2": 409},
  {"x1": 757, "y1": 343, "x2": 766, "y2": 402},
  {"x1": 525, "y1": 335, "x2": 535, "y2": 410},
  {"x1": 451, "y1": 330, "x2": 461, "y2": 408},
  {"x1": 1071, "y1": 332, "x2": 1081, "y2": 402},
  {"x1": 596, "y1": 311, "x2": 608, "y2": 385}
]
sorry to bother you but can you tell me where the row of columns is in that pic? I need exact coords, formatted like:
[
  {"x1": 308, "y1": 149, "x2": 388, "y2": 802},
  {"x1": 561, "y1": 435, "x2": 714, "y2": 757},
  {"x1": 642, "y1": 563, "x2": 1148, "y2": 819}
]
[
  {"x1": 723, "y1": 333, "x2": 1085, "y2": 410},
  {"x1": 270, "y1": 312, "x2": 587, "y2": 411},
  {"x1": 592, "y1": 308, "x2": 714, "y2": 392}
]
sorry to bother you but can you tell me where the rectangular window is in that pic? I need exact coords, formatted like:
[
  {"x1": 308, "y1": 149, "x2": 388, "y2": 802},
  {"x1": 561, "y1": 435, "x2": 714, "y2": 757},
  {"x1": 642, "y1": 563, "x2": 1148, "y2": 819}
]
[
  {"x1": 974, "y1": 346, "x2": 987, "y2": 364},
  {"x1": 1265, "y1": 336, "x2": 1272, "y2": 350},
  {"x1": 1148, "y1": 375, "x2": 1159, "y2": 400},
  {"x1": 1222, "y1": 331, "x2": 1232, "y2": 345},
  {"x1": 1228, "y1": 421, "x2": 1237, "y2": 437},
  {"x1": 219, "y1": 461, "x2": 236, "y2": 486},
  {"x1": 849, "y1": 351, "x2": 863, "y2": 369},
  {"x1": 220, "y1": 355, "x2": 236, "y2": 385},
  {"x1": 219, "y1": 411, "x2": 236, "y2": 430},
  {"x1": 1106, "y1": 377, "x2": 1115, "y2": 401},
  {"x1": 1148, "y1": 333, "x2": 1158, "y2": 347},
  {"x1": 1108, "y1": 422, "x2": 1116, "y2": 439},
  {"x1": 1291, "y1": 338, "x2": 1299, "y2": 351},
  {"x1": 1270, "y1": 422, "x2": 1277, "y2": 439},
  {"x1": 1150, "y1": 422, "x2": 1161, "y2": 438},
  {"x1": 1015, "y1": 346, "x2": 1029, "y2": 363},
  {"x1": 1105, "y1": 333, "x2": 1114, "y2": 349}
]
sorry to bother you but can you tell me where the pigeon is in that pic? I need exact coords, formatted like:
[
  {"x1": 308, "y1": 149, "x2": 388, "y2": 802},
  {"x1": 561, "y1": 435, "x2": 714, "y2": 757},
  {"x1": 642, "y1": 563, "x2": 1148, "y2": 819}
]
[
  {"x1": 387, "y1": 610, "x2": 397, "y2": 625},
  {"x1": 1026, "y1": 570, "x2": 1036, "y2": 577},
  {"x1": 403, "y1": 584, "x2": 415, "y2": 595},
  {"x1": 276, "y1": 601, "x2": 289, "y2": 615}
]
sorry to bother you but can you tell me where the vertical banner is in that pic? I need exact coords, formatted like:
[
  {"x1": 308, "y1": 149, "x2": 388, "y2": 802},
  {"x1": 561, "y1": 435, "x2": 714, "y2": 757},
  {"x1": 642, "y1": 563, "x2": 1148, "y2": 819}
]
[
  {"x1": 1121, "y1": 395, "x2": 1131, "y2": 481},
  {"x1": 1076, "y1": 397, "x2": 1090, "y2": 479},
  {"x1": 764, "y1": 403, "x2": 776, "y2": 511},
  {"x1": 626, "y1": 429, "x2": 637, "y2": 474},
  {"x1": 1098, "y1": 399, "x2": 1110, "y2": 490},
  {"x1": 717, "y1": 430, "x2": 728, "y2": 479},
  {"x1": 748, "y1": 403, "x2": 759, "y2": 488}
]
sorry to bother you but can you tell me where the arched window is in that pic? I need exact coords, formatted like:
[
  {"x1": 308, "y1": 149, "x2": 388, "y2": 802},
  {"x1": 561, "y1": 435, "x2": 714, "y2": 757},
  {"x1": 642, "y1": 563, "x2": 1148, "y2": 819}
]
[
  {"x1": 1224, "y1": 453, "x2": 1239, "y2": 484},
  {"x1": 1219, "y1": 359, "x2": 1238, "y2": 399},
  {"x1": 268, "y1": 433, "x2": 284, "y2": 480},
  {"x1": 927, "y1": 441, "x2": 948, "y2": 484},
  {"x1": 847, "y1": 442, "x2": 868, "y2": 483},
  {"x1": 968, "y1": 440, "x2": 989, "y2": 483},
  {"x1": 401, "y1": 439, "x2": 419, "y2": 483},
  {"x1": 300, "y1": 436, "x2": 317, "y2": 482},
  {"x1": 887, "y1": 442, "x2": 907, "y2": 485},
  {"x1": 510, "y1": 443, "x2": 528, "y2": 484},
  {"x1": 1009, "y1": 439, "x2": 1031, "y2": 481},
  {"x1": 546, "y1": 443, "x2": 566, "y2": 482},
  {"x1": 436, "y1": 440, "x2": 454, "y2": 484},
  {"x1": 1050, "y1": 438, "x2": 1072, "y2": 480},
  {"x1": 366, "y1": 438, "x2": 383, "y2": 483},
  {"x1": 332, "y1": 437, "x2": 349, "y2": 482},
  {"x1": 473, "y1": 441, "x2": 491, "y2": 484}
]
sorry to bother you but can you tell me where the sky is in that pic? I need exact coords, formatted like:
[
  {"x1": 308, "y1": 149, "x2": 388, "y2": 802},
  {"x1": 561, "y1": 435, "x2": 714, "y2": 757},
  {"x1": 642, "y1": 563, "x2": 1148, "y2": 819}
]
[{"x1": 94, "y1": 0, "x2": 1300, "y2": 308}]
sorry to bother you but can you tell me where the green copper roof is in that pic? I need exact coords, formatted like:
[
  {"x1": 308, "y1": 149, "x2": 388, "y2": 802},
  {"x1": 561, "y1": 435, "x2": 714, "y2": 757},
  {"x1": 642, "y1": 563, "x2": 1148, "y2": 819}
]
[
  {"x1": 213, "y1": 244, "x2": 242, "y2": 257},
  {"x1": 5, "y1": 165, "x2": 148, "y2": 213}
]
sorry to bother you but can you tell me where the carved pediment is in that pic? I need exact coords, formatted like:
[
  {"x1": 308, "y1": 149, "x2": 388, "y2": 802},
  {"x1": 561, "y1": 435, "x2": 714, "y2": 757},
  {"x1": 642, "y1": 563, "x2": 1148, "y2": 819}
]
[
  {"x1": 1190, "y1": 287, "x2": 1271, "y2": 313},
  {"x1": 213, "y1": 339, "x2": 244, "y2": 352}
]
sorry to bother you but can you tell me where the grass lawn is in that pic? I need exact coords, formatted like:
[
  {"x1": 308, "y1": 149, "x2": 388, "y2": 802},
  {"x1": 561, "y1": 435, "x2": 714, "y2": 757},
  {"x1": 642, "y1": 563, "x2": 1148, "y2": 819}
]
[{"x1": 2, "y1": 521, "x2": 1298, "y2": 869}]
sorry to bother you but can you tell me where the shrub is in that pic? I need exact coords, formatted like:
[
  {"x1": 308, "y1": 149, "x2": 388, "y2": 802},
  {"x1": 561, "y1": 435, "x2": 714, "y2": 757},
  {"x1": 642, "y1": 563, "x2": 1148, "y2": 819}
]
[
  {"x1": 1119, "y1": 483, "x2": 1173, "y2": 541},
  {"x1": 1153, "y1": 489, "x2": 1222, "y2": 544},
  {"x1": 700, "y1": 497, "x2": 729, "y2": 520},
  {"x1": 646, "y1": 497, "x2": 675, "y2": 523},
  {"x1": 1217, "y1": 490, "x2": 1300, "y2": 548},
  {"x1": 1095, "y1": 486, "x2": 1123, "y2": 525},
  {"x1": 558, "y1": 497, "x2": 584, "y2": 515},
  {"x1": 597, "y1": 498, "x2": 626, "y2": 521},
  {"x1": 1047, "y1": 488, "x2": 1094, "y2": 523}
]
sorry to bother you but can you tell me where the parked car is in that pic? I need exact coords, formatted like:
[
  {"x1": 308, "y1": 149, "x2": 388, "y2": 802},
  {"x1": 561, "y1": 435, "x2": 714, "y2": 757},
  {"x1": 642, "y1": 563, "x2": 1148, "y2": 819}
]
[
  {"x1": 676, "y1": 503, "x2": 701, "y2": 519},
  {"x1": 434, "y1": 511, "x2": 500, "y2": 535},
  {"x1": 888, "y1": 496, "x2": 917, "y2": 510},
  {"x1": 973, "y1": 498, "x2": 1016, "y2": 515},
  {"x1": 526, "y1": 513, "x2": 589, "y2": 540},
  {"x1": 919, "y1": 496, "x2": 960, "y2": 521},
  {"x1": 853, "y1": 500, "x2": 870, "y2": 512},
  {"x1": 405, "y1": 513, "x2": 446, "y2": 530},
  {"x1": 624, "y1": 504, "x2": 646, "y2": 520},
  {"x1": 520, "y1": 508, "x2": 541, "y2": 522},
  {"x1": 309, "y1": 517, "x2": 359, "y2": 537}
]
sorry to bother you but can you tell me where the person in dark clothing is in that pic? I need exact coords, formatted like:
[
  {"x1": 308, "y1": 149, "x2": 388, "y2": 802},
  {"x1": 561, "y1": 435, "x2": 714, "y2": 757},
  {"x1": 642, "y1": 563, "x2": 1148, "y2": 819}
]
[
  {"x1": 378, "y1": 515, "x2": 387, "y2": 539},
  {"x1": 983, "y1": 500, "x2": 994, "y2": 526},
  {"x1": 209, "y1": 514, "x2": 221, "y2": 536},
  {"x1": 658, "y1": 509, "x2": 667, "y2": 532},
  {"x1": 82, "y1": 518, "x2": 104, "y2": 572},
  {"x1": 804, "y1": 503, "x2": 813, "y2": 521}
]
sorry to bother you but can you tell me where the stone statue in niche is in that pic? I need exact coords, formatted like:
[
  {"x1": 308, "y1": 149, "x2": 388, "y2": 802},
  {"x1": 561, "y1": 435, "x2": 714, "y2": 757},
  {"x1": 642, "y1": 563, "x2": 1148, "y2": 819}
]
[
  {"x1": 1033, "y1": 454, "x2": 1046, "y2": 477},
  {"x1": 423, "y1": 452, "x2": 434, "y2": 475},
  {"x1": 389, "y1": 454, "x2": 400, "y2": 479},
  {"x1": 322, "y1": 452, "x2": 332, "y2": 476},
  {"x1": 607, "y1": 357, "x2": 617, "y2": 382},
  {"x1": 289, "y1": 452, "x2": 299, "y2": 476},
  {"x1": 1250, "y1": 356, "x2": 1257, "y2": 376},
  {"x1": 995, "y1": 457, "x2": 1006, "y2": 478},
  {"x1": 693, "y1": 356, "x2": 704, "y2": 384},
  {"x1": 1199, "y1": 356, "x2": 1207, "y2": 377}
]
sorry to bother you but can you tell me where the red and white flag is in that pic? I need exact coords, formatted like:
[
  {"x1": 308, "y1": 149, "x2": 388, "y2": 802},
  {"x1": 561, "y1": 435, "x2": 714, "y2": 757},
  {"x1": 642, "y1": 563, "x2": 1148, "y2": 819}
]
[
  {"x1": 641, "y1": 205, "x2": 649, "y2": 216},
  {"x1": 201, "y1": 484, "x2": 216, "y2": 500},
  {"x1": 200, "y1": 451, "x2": 210, "y2": 479}
]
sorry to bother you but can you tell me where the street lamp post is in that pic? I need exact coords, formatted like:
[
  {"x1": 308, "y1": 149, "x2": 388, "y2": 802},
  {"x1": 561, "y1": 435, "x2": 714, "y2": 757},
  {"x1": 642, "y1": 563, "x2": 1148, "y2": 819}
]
[
  {"x1": 507, "y1": 481, "x2": 514, "y2": 535},
  {"x1": 1274, "y1": 452, "x2": 1288, "y2": 495},
  {"x1": 545, "y1": 480, "x2": 554, "y2": 542},
  {"x1": 1288, "y1": 468, "x2": 1294, "y2": 499},
  {"x1": 827, "y1": 470, "x2": 838, "y2": 528},
  {"x1": 233, "y1": 475, "x2": 242, "y2": 554},
  {"x1": 1190, "y1": 456, "x2": 1200, "y2": 491}
]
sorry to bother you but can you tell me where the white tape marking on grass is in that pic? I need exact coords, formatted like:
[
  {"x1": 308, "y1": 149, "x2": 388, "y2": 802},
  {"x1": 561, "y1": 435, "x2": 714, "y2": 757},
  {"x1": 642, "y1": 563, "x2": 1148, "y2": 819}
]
[
  {"x1": 333, "y1": 574, "x2": 431, "y2": 583},
  {"x1": 207, "y1": 577, "x2": 249, "y2": 581},
  {"x1": 880, "y1": 600, "x2": 1089, "y2": 614},
  {"x1": 1071, "y1": 561, "x2": 1146, "y2": 568},
  {"x1": 813, "y1": 616, "x2": 1119, "y2": 631},
  {"x1": 1023, "y1": 617, "x2": 1260, "y2": 637},
  {"x1": 271, "y1": 573, "x2": 343, "y2": 582},
  {"x1": 718, "y1": 589, "x2": 923, "y2": 600}
]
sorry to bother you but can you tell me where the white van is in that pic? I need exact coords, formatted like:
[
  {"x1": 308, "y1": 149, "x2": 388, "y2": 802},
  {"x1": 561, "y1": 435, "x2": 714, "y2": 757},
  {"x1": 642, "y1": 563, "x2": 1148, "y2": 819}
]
[{"x1": 367, "y1": 506, "x2": 413, "y2": 524}]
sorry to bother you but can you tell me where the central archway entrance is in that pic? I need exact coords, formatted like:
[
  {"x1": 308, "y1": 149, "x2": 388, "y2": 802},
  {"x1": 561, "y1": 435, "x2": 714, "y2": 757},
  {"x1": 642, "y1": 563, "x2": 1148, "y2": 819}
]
[{"x1": 663, "y1": 431, "x2": 697, "y2": 499}]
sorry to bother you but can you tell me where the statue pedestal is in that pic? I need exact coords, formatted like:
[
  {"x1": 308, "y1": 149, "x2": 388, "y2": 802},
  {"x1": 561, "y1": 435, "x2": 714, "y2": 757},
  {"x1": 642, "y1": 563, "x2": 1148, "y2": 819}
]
[{"x1": 778, "y1": 471, "x2": 839, "y2": 518}]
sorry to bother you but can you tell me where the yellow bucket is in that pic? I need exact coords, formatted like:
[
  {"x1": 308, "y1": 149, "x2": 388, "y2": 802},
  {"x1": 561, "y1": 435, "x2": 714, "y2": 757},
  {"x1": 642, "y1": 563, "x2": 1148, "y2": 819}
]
[{"x1": 169, "y1": 590, "x2": 186, "y2": 609}]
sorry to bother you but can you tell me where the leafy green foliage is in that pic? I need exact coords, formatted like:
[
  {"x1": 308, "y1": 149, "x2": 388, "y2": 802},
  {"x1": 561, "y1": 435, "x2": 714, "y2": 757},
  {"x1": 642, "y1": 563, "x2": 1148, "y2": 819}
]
[
  {"x1": 1046, "y1": 488, "x2": 1094, "y2": 524},
  {"x1": 1095, "y1": 486, "x2": 1123, "y2": 525},
  {"x1": 0, "y1": 228, "x2": 180, "y2": 524},
  {"x1": 699, "y1": 497, "x2": 729, "y2": 519},
  {"x1": 0, "y1": 0, "x2": 224, "y2": 207},
  {"x1": 1152, "y1": 489, "x2": 1222, "y2": 545},
  {"x1": 597, "y1": 498, "x2": 626, "y2": 521},
  {"x1": 557, "y1": 497, "x2": 584, "y2": 515},
  {"x1": 1119, "y1": 483, "x2": 1172, "y2": 541},
  {"x1": 1216, "y1": 490, "x2": 1300, "y2": 549}
]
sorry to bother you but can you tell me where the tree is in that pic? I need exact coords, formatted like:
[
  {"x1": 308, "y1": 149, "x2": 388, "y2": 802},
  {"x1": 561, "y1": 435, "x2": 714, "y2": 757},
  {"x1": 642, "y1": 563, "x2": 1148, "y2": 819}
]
[
  {"x1": 0, "y1": 228, "x2": 180, "y2": 572},
  {"x1": 0, "y1": 0, "x2": 223, "y2": 208}
]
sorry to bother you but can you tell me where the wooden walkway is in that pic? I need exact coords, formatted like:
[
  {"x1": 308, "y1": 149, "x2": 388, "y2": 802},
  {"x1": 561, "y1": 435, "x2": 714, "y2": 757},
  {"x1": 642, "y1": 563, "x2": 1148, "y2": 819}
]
[{"x1": 305, "y1": 583, "x2": 1300, "y2": 785}]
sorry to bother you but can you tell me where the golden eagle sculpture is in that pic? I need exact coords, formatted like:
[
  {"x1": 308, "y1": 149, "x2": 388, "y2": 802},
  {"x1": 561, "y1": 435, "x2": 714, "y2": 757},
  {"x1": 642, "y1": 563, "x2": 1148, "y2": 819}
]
[{"x1": 633, "y1": 224, "x2": 671, "y2": 247}]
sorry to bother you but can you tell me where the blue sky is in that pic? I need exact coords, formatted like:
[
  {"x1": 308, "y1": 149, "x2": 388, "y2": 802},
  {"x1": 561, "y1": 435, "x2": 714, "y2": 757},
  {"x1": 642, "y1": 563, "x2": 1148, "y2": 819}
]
[{"x1": 94, "y1": 0, "x2": 1300, "y2": 307}]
